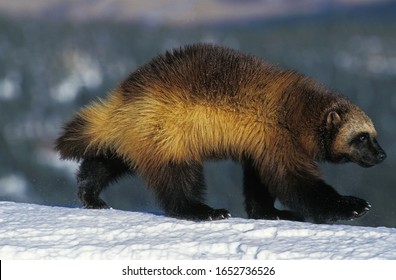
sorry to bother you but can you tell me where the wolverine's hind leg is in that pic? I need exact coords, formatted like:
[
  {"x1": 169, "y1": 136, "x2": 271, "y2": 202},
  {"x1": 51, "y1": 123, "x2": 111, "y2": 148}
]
[
  {"x1": 144, "y1": 161, "x2": 231, "y2": 221},
  {"x1": 243, "y1": 160, "x2": 303, "y2": 221},
  {"x1": 77, "y1": 155, "x2": 132, "y2": 209}
]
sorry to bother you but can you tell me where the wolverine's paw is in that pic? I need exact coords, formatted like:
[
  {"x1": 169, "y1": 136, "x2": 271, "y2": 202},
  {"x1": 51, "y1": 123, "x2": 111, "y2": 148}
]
[
  {"x1": 188, "y1": 208, "x2": 231, "y2": 221},
  {"x1": 80, "y1": 196, "x2": 110, "y2": 209},
  {"x1": 334, "y1": 196, "x2": 371, "y2": 221},
  {"x1": 206, "y1": 208, "x2": 232, "y2": 221},
  {"x1": 78, "y1": 189, "x2": 110, "y2": 209},
  {"x1": 170, "y1": 207, "x2": 231, "y2": 221},
  {"x1": 83, "y1": 200, "x2": 110, "y2": 209},
  {"x1": 248, "y1": 209, "x2": 304, "y2": 222}
]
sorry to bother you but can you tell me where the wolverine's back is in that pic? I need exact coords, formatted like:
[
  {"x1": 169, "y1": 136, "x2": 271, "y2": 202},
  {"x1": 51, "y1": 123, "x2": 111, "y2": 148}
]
[{"x1": 118, "y1": 43, "x2": 271, "y2": 102}]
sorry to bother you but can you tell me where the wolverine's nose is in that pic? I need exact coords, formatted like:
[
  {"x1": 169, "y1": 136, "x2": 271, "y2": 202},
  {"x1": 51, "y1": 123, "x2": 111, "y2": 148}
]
[{"x1": 377, "y1": 151, "x2": 387, "y2": 162}]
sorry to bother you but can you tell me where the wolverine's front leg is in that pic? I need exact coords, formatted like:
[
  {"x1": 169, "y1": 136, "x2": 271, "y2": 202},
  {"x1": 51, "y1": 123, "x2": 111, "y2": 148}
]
[
  {"x1": 275, "y1": 172, "x2": 371, "y2": 224},
  {"x1": 143, "y1": 161, "x2": 231, "y2": 221}
]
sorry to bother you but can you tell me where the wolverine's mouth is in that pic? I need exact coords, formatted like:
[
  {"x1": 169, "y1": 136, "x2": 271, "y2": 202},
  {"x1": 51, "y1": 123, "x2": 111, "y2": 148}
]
[
  {"x1": 355, "y1": 152, "x2": 386, "y2": 168},
  {"x1": 357, "y1": 161, "x2": 375, "y2": 168}
]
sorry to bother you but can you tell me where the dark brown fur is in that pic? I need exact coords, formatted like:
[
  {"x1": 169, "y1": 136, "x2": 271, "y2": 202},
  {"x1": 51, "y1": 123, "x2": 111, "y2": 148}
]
[{"x1": 55, "y1": 44, "x2": 386, "y2": 222}]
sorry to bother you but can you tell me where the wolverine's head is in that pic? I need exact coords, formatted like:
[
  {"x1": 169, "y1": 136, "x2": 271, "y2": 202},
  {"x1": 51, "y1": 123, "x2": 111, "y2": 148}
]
[{"x1": 323, "y1": 106, "x2": 386, "y2": 167}]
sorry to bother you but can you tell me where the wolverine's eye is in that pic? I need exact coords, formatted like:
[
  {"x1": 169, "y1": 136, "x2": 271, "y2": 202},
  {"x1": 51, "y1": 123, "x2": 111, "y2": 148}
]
[{"x1": 352, "y1": 133, "x2": 369, "y2": 144}]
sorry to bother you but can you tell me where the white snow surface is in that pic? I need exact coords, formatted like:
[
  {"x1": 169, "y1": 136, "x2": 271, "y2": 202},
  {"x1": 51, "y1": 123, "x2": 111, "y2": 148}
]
[{"x1": 1, "y1": 201, "x2": 396, "y2": 260}]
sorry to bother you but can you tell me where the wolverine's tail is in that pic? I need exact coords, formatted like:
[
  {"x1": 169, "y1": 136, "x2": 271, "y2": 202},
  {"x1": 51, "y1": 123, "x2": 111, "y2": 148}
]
[
  {"x1": 54, "y1": 113, "x2": 96, "y2": 161},
  {"x1": 55, "y1": 92, "x2": 125, "y2": 161}
]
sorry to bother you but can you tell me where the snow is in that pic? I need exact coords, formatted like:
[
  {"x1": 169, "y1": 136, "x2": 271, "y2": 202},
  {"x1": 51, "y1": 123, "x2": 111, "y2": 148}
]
[{"x1": 1, "y1": 201, "x2": 396, "y2": 260}]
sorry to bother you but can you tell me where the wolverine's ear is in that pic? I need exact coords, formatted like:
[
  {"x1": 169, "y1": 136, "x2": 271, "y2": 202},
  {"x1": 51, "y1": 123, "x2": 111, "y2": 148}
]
[{"x1": 326, "y1": 111, "x2": 342, "y2": 130}]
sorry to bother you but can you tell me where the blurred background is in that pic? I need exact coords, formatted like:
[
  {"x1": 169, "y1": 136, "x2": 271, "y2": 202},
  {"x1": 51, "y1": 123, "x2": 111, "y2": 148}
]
[{"x1": 0, "y1": 0, "x2": 395, "y2": 228}]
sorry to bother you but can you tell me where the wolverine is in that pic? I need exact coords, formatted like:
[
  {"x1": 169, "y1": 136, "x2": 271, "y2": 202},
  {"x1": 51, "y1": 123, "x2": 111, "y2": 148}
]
[{"x1": 55, "y1": 44, "x2": 386, "y2": 223}]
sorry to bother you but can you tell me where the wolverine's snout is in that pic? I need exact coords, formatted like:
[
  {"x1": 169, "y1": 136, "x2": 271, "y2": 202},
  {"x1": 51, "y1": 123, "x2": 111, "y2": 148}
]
[
  {"x1": 373, "y1": 147, "x2": 387, "y2": 164},
  {"x1": 356, "y1": 138, "x2": 386, "y2": 168}
]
